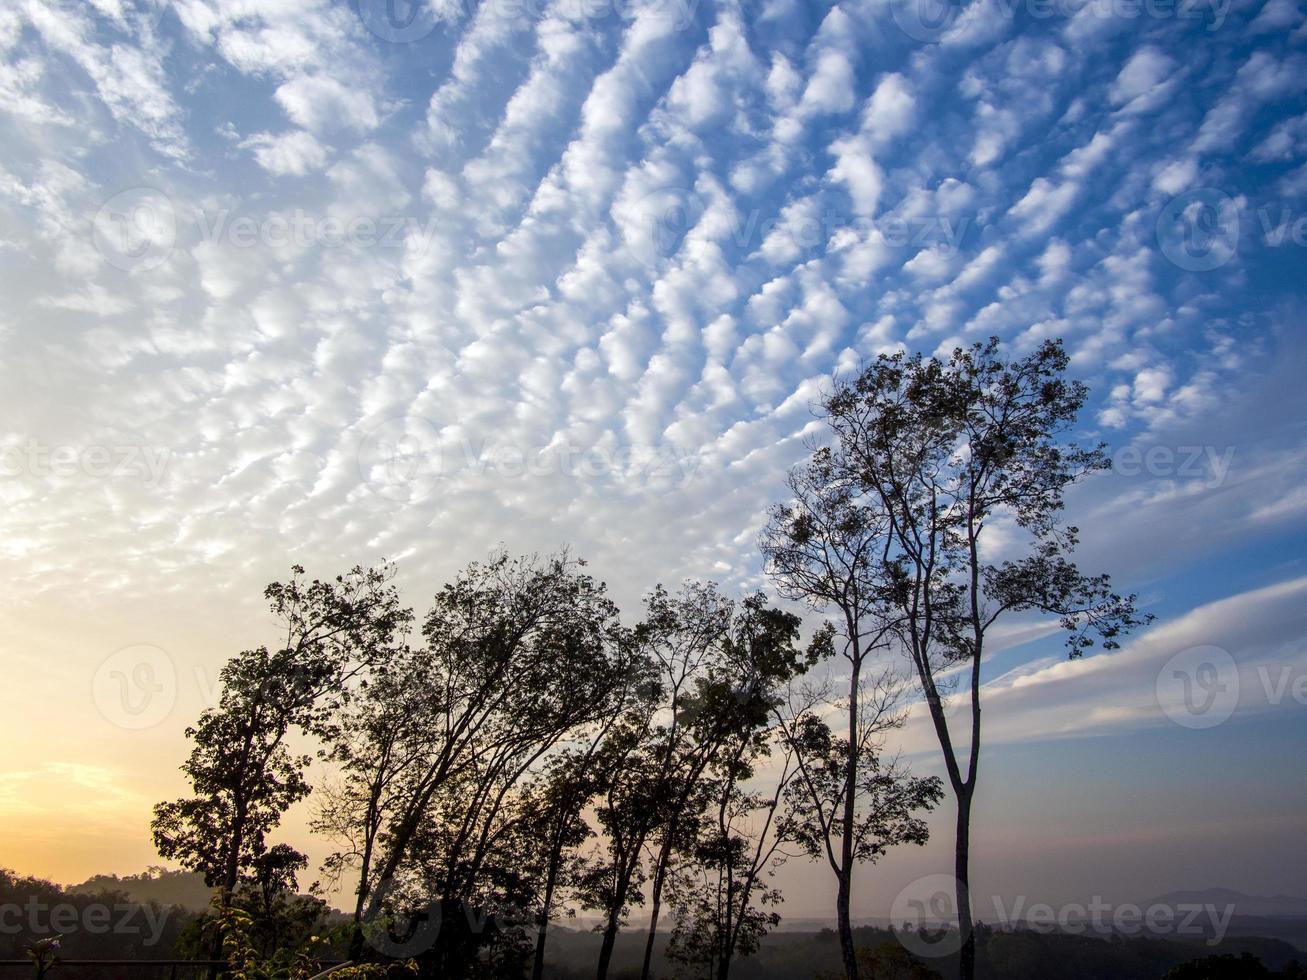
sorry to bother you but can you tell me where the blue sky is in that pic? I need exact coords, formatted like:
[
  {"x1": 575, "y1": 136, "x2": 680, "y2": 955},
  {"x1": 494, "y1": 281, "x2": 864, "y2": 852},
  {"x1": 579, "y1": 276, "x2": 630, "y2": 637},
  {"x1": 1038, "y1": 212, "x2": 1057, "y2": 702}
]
[{"x1": 0, "y1": 0, "x2": 1305, "y2": 916}]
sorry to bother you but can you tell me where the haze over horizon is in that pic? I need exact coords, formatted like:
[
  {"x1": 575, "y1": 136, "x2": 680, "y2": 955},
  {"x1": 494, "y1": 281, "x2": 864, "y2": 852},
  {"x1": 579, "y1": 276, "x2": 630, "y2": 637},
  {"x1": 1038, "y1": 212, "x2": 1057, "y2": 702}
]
[{"x1": 1, "y1": 0, "x2": 1306, "y2": 928}]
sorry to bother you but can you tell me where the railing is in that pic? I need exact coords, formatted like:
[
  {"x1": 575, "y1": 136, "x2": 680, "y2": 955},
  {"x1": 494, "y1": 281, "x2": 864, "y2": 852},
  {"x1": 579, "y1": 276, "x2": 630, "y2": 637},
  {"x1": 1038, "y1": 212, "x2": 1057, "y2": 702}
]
[{"x1": 0, "y1": 961, "x2": 351, "y2": 977}]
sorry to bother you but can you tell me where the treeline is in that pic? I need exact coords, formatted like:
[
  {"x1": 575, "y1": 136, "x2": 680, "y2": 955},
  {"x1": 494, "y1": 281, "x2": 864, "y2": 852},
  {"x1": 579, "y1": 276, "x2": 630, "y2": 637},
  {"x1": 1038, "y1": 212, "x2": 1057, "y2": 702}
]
[
  {"x1": 1, "y1": 868, "x2": 197, "y2": 977},
  {"x1": 151, "y1": 555, "x2": 925, "y2": 980},
  {"x1": 6, "y1": 868, "x2": 1302, "y2": 980},
  {"x1": 145, "y1": 339, "x2": 1149, "y2": 980}
]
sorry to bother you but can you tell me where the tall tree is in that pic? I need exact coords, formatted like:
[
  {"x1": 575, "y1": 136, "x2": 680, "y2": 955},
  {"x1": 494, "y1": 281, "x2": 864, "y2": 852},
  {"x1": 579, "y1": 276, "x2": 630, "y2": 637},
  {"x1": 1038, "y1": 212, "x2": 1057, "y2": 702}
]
[
  {"x1": 818, "y1": 338, "x2": 1149, "y2": 980},
  {"x1": 521, "y1": 658, "x2": 650, "y2": 980},
  {"x1": 341, "y1": 552, "x2": 627, "y2": 972},
  {"x1": 762, "y1": 448, "x2": 941, "y2": 980},
  {"x1": 152, "y1": 563, "x2": 410, "y2": 901},
  {"x1": 583, "y1": 584, "x2": 818, "y2": 980},
  {"x1": 664, "y1": 717, "x2": 801, "y2": 980}
]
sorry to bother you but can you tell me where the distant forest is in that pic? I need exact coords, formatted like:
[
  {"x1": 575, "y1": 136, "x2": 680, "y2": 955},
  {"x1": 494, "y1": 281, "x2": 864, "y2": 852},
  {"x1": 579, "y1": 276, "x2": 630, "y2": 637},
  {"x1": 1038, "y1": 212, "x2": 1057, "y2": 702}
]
[{"x1": 4, "y1": 868, "x2": 1307, "y2": 979}]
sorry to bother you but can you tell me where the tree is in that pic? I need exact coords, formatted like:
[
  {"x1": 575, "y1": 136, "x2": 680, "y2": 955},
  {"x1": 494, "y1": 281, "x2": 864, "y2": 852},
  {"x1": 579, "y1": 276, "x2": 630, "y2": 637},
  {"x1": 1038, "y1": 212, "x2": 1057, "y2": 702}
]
[
  {"x1": 153, "y1": 564, "x2": 411, "y2": 901},
  {"x1": 761, "y1": 448, "x2": 942, "y2": 980},
  {"x1": 519, "y1": 661, "x2": 650, "y2": 980},
  {"x1": 584, "y1": 584, "x2": 819, "y2": 980},
  {"x1": 776, "y1": 674, "x2": 942, "y2": 980},
  {"x1": 335, "y1": 552, "x2": 629, "y2": 974},
  {"x1": 817, "y1": 338, "x2": 1149, "y2": 980},
  {"x1": 664, "y1": 717, "x2": 801, "y2": 980}
]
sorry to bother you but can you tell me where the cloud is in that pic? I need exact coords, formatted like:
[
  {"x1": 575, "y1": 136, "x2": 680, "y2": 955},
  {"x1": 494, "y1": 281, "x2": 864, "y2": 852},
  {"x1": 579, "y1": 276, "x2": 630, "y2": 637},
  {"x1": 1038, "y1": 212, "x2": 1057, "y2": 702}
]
[
  {"x1": 897, "y1": 576, "x2": 1307, "y2": 755},
  {"x1": 242, "y1": 129, "x2": 329, "y2": 176}
]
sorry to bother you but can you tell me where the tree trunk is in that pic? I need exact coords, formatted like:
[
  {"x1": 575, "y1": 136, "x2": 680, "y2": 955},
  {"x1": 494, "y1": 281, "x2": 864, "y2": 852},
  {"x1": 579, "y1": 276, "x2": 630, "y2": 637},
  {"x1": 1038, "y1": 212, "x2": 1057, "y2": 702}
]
[
  {"x1": 836, "y1": 644, "x2": 861, "y2": 980},
  {"x1": 836, "y1": 871, "x2": 858, "y2": 980},
  {"x1": 955, "y1": 789, "x2": 974, "y2": 980},
  {"x1": 596, "y1": 910, "x2": 620, "y2": 980},
  {"x1": 638, "y1": 831, "x2": 676, "y2": 980},
  {"x1": 530, "y1": 852, "x2": 561, "y2": 980}
]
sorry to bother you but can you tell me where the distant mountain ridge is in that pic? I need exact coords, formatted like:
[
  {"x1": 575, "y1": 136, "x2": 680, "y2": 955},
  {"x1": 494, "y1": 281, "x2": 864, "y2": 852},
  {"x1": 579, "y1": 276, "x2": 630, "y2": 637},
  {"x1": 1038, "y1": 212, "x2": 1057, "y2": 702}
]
[
  {"x1": 68, "y1": 867, "x2": 215, "y2": 911},
  {"x1": 1142, "y1": 889, "x2": 1307, "y2": 918}
]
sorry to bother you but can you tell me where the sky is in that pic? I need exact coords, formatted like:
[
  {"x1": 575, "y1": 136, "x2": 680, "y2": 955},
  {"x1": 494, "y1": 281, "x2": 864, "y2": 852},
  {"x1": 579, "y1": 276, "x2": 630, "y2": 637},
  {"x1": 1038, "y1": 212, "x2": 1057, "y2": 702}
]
[{"x1": 1, "y1": 0, "x2": 1306, "y2": 923}]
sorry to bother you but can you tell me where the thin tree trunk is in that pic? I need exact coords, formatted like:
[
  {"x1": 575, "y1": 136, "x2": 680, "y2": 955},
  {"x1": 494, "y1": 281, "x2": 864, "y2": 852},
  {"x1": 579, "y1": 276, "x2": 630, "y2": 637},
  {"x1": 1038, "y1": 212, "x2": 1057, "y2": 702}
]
[
  {"x1": 837, "y1": 641, "x2": 862, "y2": 980},
  {"x1": 597, "y1": 861, "x2": 633, "y2": 980},
  {"x1": 836, "y1": 870, "x2": 858, "y2": 980},
  {"x1": 638, "y1": 831, "x2": 676, "y2": 980},
  {"x1": 596, "y1": 909, "x2": 621, "y2": 980},
  {"x1": 531, "y1": 851, "x2": 561, "y2": 980},
  {"x1": 955, "y1": 788, "x2": 975, "y2": 980}
]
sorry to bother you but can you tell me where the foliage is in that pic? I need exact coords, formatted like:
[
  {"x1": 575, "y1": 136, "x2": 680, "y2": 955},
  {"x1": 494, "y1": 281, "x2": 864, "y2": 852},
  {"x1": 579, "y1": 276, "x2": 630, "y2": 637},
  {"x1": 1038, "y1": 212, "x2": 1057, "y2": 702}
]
[
  {"x1": 213, "y1": 901, "x2": 415, "y2": 979},
  {"x1": 153, "y1": 564, "x2": 411, "y2": 895},
  {"x1": 798, "y1": 337, "x2": 1151, "y2": 980}
]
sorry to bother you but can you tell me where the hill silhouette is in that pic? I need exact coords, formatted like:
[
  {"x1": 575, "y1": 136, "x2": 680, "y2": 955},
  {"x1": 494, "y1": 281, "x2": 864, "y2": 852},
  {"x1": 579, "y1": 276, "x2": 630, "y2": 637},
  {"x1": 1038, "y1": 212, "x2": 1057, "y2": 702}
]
[{"x1": 67, "y1": 866, "x2": 214, "y2": 911}]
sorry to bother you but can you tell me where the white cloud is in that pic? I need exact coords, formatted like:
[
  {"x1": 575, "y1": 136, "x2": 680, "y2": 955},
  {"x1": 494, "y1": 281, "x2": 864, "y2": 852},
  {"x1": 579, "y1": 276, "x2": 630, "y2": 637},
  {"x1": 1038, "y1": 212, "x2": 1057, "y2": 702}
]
[{"x1": 242, "y1": 129, "x2": 329, "y2": 176}]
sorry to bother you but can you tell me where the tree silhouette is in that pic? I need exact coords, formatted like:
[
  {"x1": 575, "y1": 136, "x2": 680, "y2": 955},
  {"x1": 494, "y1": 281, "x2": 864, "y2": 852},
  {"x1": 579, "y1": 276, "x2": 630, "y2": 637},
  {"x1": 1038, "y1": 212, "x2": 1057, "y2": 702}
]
[{"x1": 814, "y1": 338, "x2": 1150, "y2": 980}]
